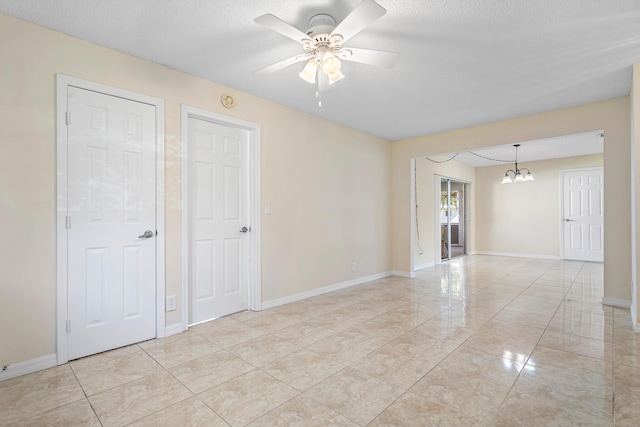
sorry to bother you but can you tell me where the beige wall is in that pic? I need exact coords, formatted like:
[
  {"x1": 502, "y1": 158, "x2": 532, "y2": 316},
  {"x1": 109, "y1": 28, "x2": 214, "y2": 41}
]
[
  {"x1": 392, "y1": 98, "x2": 631, "y2": 303},
  {"x1": 414, "y1": 157, "x2": 475, "y2": 268},
  {"x1": 632, "y1": 64, "x2": 639, "y2": 325},
  {"x1": 261, "y1": 120, "x2": 391, "y2": 300},
  {"x1": 475, "y1": 154, "x2": 603, "y2": 257},
  {"x1": 1, "y1": 12, "x2": 636, "y2": 369},
  {"x1": 0, "y1": 15, "x2": 391, "y2": 366}
]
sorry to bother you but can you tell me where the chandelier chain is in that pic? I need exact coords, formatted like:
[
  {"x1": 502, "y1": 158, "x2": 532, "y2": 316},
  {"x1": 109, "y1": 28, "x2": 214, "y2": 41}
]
[
  {"x1": 466, "y1": 151, "x2": 515, "y2": 163},
  {"x1": 425, "y1": 151, "x2": 516, "y2": 164},
  {"x1": 424, "y1": 153, "x2": 459, "y2": 163}
]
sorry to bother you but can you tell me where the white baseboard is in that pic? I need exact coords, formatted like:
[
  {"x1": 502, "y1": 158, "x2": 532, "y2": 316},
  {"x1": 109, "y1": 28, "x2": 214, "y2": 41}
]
[
  {"x1": 391, "y1": 270, "x2": 415, "y2": 278},
  {"x1": 414, "y1": 262, "x2": 435, "y2": 271},
  {"x1": 0, "y1": 353, "x2": 57, "y2": 382},
  {"x1": 261, "y1": 271, "x2": 392, "y2": 310},
  {"x1": 474, "y1": 251, "x2": 561, "y2": 260},
  {"x1": 1, "y1": 323, "x2": 189, "y2": 383},
  {"x1": 601, "y1": 298, "x2": 631, "y2": 308},
  {"x1": 165, "y1": 322, "x2": 186, "y2": 337}
]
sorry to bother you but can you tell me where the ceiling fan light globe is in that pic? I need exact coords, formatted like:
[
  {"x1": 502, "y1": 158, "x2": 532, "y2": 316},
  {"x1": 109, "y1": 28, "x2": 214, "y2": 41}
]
[
  {"x1": 501, "y1": 175, "x2": 513, "y2": 184},
  {"x1": 299, "y1": 60, "x2": 318, "y2": 83},
  {"x1": 524, "y1": 172, "x2": 535, "y2": 182},
  {"x1": 322, "y1": 52, "x2": 342, "y2": 75},
  {"x1": 514, "y1": 173, "x2": 524, "y2": 183},
  {"x1": 328, "y1": 70, "x2": 345, "y2": 84}
]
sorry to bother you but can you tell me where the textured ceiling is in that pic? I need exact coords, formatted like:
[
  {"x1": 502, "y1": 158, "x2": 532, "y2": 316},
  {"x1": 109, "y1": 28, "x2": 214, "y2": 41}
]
[{"x1": 1, "y1": 0, "x2": 639, "y2": 142}]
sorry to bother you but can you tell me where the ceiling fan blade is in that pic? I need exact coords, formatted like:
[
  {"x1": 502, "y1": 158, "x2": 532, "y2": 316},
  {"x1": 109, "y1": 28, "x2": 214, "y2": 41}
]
[
  {"x1": 330, "y1": 0, "x2": 386, "y2": 43},
  {"x1": 254, "y1": 14, "x2": 311, "y2": 44},
  {"x1": 256, "y1": 54, "x2": 310, "y2": 75},
  {"x1": 338, "y1": 48, "x2": 399, "y2": 68}
]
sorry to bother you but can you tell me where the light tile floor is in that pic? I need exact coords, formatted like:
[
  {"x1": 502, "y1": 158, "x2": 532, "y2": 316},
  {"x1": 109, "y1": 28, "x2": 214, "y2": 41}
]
[{"x1": 2, "y1": 255, "x2": 640, "y2": 426}]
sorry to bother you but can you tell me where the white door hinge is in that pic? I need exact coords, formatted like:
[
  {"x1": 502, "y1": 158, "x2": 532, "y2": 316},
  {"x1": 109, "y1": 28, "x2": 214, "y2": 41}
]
[
  {"x1": 65, "y1": 111, "x2": 71, "y2": 125},
  {"x1": 66, "y1": 320, "x2": 71, "y2": 334},
  {"x1": 65, "y1": 216, "x2": 71, "y2": 229}
]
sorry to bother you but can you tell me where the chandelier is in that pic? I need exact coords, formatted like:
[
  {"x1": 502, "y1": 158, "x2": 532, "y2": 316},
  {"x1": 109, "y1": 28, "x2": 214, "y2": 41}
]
[{"x1": 501, "y1": 144, "x2": 534, "y2": 184}]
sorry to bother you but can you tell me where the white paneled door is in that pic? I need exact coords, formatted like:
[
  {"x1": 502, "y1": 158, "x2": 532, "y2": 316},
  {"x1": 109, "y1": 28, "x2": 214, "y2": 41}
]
[
  {"x1": 188, "y1": 116, "x2": 249, "y2": 324},
  {"x1": 562, "y1": 168, "x2": 604, "y2": 262},
  {"x1": 66, "y1": 86, "x2": 157, "y2": 360}
]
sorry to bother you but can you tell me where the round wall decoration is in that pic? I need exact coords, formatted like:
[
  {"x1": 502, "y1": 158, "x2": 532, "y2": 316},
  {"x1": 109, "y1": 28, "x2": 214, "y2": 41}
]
[{"x1": 221, "y1": 94, "x2": 235, "y2": 109}]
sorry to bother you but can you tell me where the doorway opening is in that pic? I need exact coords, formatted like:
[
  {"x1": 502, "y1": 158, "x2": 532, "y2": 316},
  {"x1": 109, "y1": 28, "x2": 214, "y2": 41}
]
[
  {"x1": 440, "y1": 178, "x2": 467, "y2": 261},
  {"x1": 180, "y1": 105, "x2": 262, "y2": 331},
  {"x1": 56, "y1": 75, "x2": 166, "y2": 364},
  {"x1": 562, "y1": 167, "x2": 604, "y2": 262}
]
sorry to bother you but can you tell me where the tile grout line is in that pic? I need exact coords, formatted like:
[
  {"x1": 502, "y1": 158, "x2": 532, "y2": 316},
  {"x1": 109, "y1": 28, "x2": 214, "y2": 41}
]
[
  {"x1": 4, "y1": 256, "x2": 618, "y2": 425},
  {"x1": 481, "y1": 259, "x2": 584, "y2": 422}
]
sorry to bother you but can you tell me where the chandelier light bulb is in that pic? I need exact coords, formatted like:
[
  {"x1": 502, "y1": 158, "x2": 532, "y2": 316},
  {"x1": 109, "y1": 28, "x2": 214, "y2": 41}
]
[
  {"x1": 322, "y1": 51, "x2": 342, "y2": 75},
  {"x1": 299, "y1": 59, "x2": 318, "y2": 84},
  {"x1": 328, "y1": 70, "x2": 345, "y2": 84}
]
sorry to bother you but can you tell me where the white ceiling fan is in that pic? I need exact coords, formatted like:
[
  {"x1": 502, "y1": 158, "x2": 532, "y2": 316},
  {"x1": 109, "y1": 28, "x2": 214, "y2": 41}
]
[{"x1": 254, "y1": 0, "x2": 399, "y2": 90}]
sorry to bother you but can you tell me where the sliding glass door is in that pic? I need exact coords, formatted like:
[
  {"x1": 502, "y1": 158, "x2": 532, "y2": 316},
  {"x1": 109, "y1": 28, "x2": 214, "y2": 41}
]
[{"x1": 440, "y1": 178, "x2": 467, "y2": 260}]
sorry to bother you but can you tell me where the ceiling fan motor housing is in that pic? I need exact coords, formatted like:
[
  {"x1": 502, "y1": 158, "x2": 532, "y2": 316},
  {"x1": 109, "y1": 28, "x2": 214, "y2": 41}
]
[
  {"x1": 307, "y1": 14, "x2": 336, "y2": 36},
  {"x1": 303, "y1": 14, "x2": 344, "y2": 55}
]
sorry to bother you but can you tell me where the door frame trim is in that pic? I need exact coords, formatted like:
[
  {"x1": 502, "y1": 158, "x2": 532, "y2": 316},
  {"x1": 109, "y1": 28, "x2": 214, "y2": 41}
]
[
  {"x1": 55, "y1": 74, "x2": 165, "y2": 364},
  {"x1": 180, "y1": 105, "x2": 262, "y2": 330}
]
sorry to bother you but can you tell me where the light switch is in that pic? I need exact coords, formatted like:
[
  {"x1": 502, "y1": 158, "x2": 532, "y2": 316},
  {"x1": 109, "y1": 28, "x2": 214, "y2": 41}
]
[
  {"x1": 265, "y1": 204, "x2": 271, "y2": 214},
  {"x1": 166, "y1": 295, "x2": 177, "y2": 312}
]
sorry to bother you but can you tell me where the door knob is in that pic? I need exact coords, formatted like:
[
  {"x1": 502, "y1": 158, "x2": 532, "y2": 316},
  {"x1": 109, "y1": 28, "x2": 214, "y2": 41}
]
[
  {"x1": 240, "y1": 227, "x2": 249, "y2": 233},
  {"x1": 138, "y1": 230, "x2": 154, "y2": 238},
  {"x1": 564, "y1": 219, "x2": 576, "y2": 222}
]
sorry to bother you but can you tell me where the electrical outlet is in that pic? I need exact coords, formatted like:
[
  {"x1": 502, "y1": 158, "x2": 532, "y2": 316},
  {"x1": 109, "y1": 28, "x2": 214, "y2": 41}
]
[
  {"x1": 351, "y1": 262, "x2": 356, "y2": 272},
  {"x1": 166, "y1": 295, "x2": 177, "y2": 312}
]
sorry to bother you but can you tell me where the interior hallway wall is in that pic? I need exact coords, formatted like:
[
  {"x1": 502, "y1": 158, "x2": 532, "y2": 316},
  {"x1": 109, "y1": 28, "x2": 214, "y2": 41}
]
[
  {"x1": 0, "y1": 14, "x2": 392, "y2": 368},
  {"x1": 474, "y1": 154, "x2": 603, "y2": 258},
  {"x1": 392, "y1": 97, "x2": 631, "y2": 303},
  {"x1": 413, "y1": 157, "x2": 475, "y2": 270}
]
